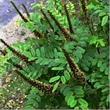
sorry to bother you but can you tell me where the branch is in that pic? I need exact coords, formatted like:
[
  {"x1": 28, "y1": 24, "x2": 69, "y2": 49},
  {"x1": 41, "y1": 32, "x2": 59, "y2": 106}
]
[
  {"x1": 10, "y1": 1, "x2": 28, "y2": 22},
  {"x1": 62, "y1": 49, "x2": 85, "y2": 84},
  {"x1": 48, "y1": 10, "x2": 74, "y2": 41},
  {"x1": 22, "y1": 4, "x2": 30, "y2": 18},
  {"x1": 10, "y1": 1, "x2": 43, "y2": 38},
  {"x1": 15, "y1": 70, "x2": 53, "y2": 94},
  {"x1": 9, "y1": 60, "x2": 53, "y2": 94},
  {"x1": 80, "y1": 0, "x2": 93, "y2": 34},
  {"x1": 62, "y1": 1, "x2": 74, "y2": 33},
  {"x1": 41, "y1": 9, "x2": 54, "y2": 31},
  {"x1": 80, "y1": 0, "x2": 88, "y2": 21},
  {"x1": 0, "y1": 39, "x2": 33, "y2": 64},
  {"x1": 0, "y1": 50, "x2": 6, "y2": 56},
  {"x1": 33, "y1": 30, "x2": 43, "y2": 38}
]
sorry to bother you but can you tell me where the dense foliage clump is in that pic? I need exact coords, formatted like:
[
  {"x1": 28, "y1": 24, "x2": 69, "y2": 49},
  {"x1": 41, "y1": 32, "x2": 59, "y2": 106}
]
[{"x1": 0, "y1": 0, "x2": 109, "y2": 109}]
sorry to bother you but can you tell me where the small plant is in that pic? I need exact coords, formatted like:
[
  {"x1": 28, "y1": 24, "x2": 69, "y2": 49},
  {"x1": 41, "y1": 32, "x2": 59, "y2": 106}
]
[{"x1": 0, "y1": 0, "x2": 109, "y2": 109}]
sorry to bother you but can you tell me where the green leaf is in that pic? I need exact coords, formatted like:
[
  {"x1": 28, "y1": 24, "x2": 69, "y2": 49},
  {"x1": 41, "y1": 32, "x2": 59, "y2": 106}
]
[
  {"x1": 99, "y1": 63, "x2": 106, "y2": 72},
  {"x1": 78, "y1": 98, "x2": 88, "y2": 108},
  {"x1": 62, "y1": 86, "x2": 72, "y2": 96},
  {"x1": 52, "y1": 81, "x2": 60, "y2": 93},
  {"x1": 61, "y1": 76, "x2": 66, "y2": 84},
  {"x1": 69, "y1": 99, "x2": 77, "y2": 108},
  {"x1": 101, "y1": 88, "x2": 109, "y2": 93},
  {"x1": 91, "y1": 58, "x2": 97, "y2": 66},
  {"x1": 73, "y1": 86, "x2": 84, "y2": 97},
  {"x1": 101, "y1": 16, "x2": 108, "y2": 26},
  {"x1": 94, "y1": 82, "x2": 104, "y2": 89},
  {"x1": 87, "y1": 3, "x2": 96, "y2": 10},
  {"x1": 99, "y1": 12, "x2": 106, "y2": 17},
  {"x1": 64, "y1": 42, "x2": 75, "y2": 53},
  {"x1": 60, "y1": 85, "x2": 67, "y2": 93},
  {"x1": 105, "y1": 68, "x2": 109, "y2": 75},
  {"x1": 67, "y1": 95, "x2": 77, "y2": 108},
  {"x1": 40, "y1": 58, "x2": 50, "y2": 65},
  {"x1": 98, "y1": 39, "x2": 106, "y2": 47},
  {"x1": 89, "y1": 36, "x2": 98, "y2": 45},
  {"x1": 64, "y1": 71, "x2": 71, "y2": 81},
  {"x1": 65, "y1": 91, "x2": 73, "y2": 102},
  {"x1": 52, "y1": 67, "x2": 64, "y2": 70},
  {"x1": 77, "y1": 47, "x2": 85, "y2": 54},
  {"x1": 97, "y1": 60, "x2": 103, "y2": 67},
  {"x1": 49, "y1": 76, "x2": 60, "y2": 83}
]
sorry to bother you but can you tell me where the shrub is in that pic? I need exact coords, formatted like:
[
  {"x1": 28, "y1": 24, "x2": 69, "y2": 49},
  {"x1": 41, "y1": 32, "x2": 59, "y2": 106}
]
[{"x1": 0, "y1": 0, "x2": 109, "y2": 109}]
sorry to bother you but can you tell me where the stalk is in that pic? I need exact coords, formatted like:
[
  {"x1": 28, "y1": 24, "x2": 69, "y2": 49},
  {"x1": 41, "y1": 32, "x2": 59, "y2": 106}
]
[
  {"x1": 9, "y1": 60, "x2": 53, "y2": 94},
  {"x1": 80, "y1": 0, "x2": 93, "y2": 34},
  {"x1": 10, "y1": 1, "x2": 28, "y2": 22},
  {"x1": 0, "y1": 50, "x2": 6, "y2": 56},
  {"x1": 62, "y1": 0, "x2": 74, "y2": 33},
  {"x1": 10, "y1": 1, "x2": 43, "y2": 38},
  {"x1": 41, "y1": 9, "x2": 54, "y2": 31},
  {"x1": 48, "y1": 10, "x2": 73, "y2": 41},
  {"x1": 62, "y1": 49, "x2": 85, "y2": 84},
  {"x1": 0, "y1": 39, "x2": 33, "y2": 64},
  {"x1": 15, "y1": 69, "x2": 53, "y2": 94},
  {"x1": 22, "y1": 4, "x2": 30, "y2": 18}
]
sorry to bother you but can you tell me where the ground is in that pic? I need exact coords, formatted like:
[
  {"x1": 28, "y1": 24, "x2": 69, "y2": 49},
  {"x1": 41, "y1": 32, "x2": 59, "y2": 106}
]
[
  {"x1": 0, "y1": 1, "x2": 37, "y2": 109},
  {"x1": 0, "y1": 0, "x2": 36, "y2": 27}
]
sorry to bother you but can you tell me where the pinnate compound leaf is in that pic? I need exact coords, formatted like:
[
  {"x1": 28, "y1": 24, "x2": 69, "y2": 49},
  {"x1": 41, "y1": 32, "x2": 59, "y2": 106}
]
[
  {"x1": 52, "y1": 81, "x2": 60, "y2": 93},
  {"x1": 61, "y1": 76, "x2": 66, "y2": 84},
  {"x1": 49, "y1": 76, "x2": 60, "y2": 83},
  {"x1": 52, "y1": 67, "x2": 64, "y2": 70},
  {"x1": 64, "y1": 71, "x2": 71, "y2": 81},
  {"x1": 73, "y1": 86, "x2": 84, "y2": 97},
  {"x1": 67, "y1": 95, "x2": 77, "y2": 108},
  {"x1": 78, "y1": 98, "x2": 88, "y2": 109},
  {"x1": 101, "y1": 15, "x2": 108, "y2": 26}
]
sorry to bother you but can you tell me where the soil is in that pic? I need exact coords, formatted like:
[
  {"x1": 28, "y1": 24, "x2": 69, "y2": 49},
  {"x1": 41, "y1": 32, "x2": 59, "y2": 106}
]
[
  {"x1": 0, "y1": 0, "x2": 39, "y2": 109},
  {"x1": 0, "y1": 15, "x2": 34, "y2": 49}
]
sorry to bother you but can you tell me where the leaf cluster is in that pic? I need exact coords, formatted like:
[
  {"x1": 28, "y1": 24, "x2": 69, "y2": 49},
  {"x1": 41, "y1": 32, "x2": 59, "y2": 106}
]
[{"x1": 0, "y1": 0, "x2": 109, "y2": 109}]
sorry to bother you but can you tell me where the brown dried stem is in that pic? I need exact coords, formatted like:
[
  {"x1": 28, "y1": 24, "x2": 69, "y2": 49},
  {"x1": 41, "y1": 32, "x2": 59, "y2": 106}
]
[
  {"x1": 15, "y1": 69, "x2": 53, "y2": 94},
  {"x1": 10, "y1": 1, "x2": 28, "y2": 22},
  {"x1": 10, "y1": 1, "x2": 43, "y2": 38},
  {"x1": 16, "y1": 70, "x2": 53, "y2": 93},
  {"x1": 0, "y1": 50, "x2": 6, "y2": 56},
  {"x1": 80, "y1": 0, "x2": 93, "y2": 34},
  {"x1": 0, "y1": 39, "x2": 33, "y2": 64},
  {"x1": 9, "y1": 60, "x2": 53, "y2": 94},
  {"x1": 48, "y1": 10, "x2": 74, "y2": 41},
  {"x1": 41, "y1": 9, "x2": 54, "y2": 31},
  {"x1": 22, "y1": 4, "x2": 30, "y2": 18},
  {"x1": 62, "y1": 1, "x2": 74, "y2": 33},
  {"x1": 62, "y1": 48, "x2": 85, "y2": 84}
]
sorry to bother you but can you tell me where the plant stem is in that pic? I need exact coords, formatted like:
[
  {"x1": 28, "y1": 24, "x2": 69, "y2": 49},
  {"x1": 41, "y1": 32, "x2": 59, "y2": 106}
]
[
  {"x1": 22, "y1": 4, "x2": 30, "y2": 18},
  {"x1": 62, "y1": 1, "x2": 74, "y2": 33},
  {"x1": 0, "y1": 50, "x2": 6, "y2": 56},
  {"x1": 48, "y1": 10, "x2": 74, "y2": 41},
  {"x1": 62, "y1": 48, "x2": 86, "y2": 84},
  {"x1": 41, "y1": 9, "x2": 54, "y2": 31},
  {"x1": 10, "y1": 1, "x2": 28, "y2": 22},
  {"x1": 15, "y1": 70, "x2": 53, "y2": 94},
  {"x1": 0, "y1": 39, "x2": 33, "y2": 64}
]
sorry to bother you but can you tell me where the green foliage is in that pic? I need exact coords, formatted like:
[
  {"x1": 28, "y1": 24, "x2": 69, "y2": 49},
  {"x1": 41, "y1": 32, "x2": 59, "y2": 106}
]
[
  {"x1": 101, "y1": 15, "x2": 108, "y2": 26},
  {"x1": 89, "y1": 35, "x2": 106, "y2": 47},
  {"x1": 49, "y1": 76, "x2": 61, "y2": 83},
  {"x1": 0, "y1": 0, "x2": 109, "y2": 109},
  {"x1": 87, "y1": 0, "x2": 109, "y2": 28},
  {"x1": 0, "y1": 50, "x2": 14, "y2": 76},
  {"x1": 24, "y1": 87, "x2": 41, "y2": 109}
]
